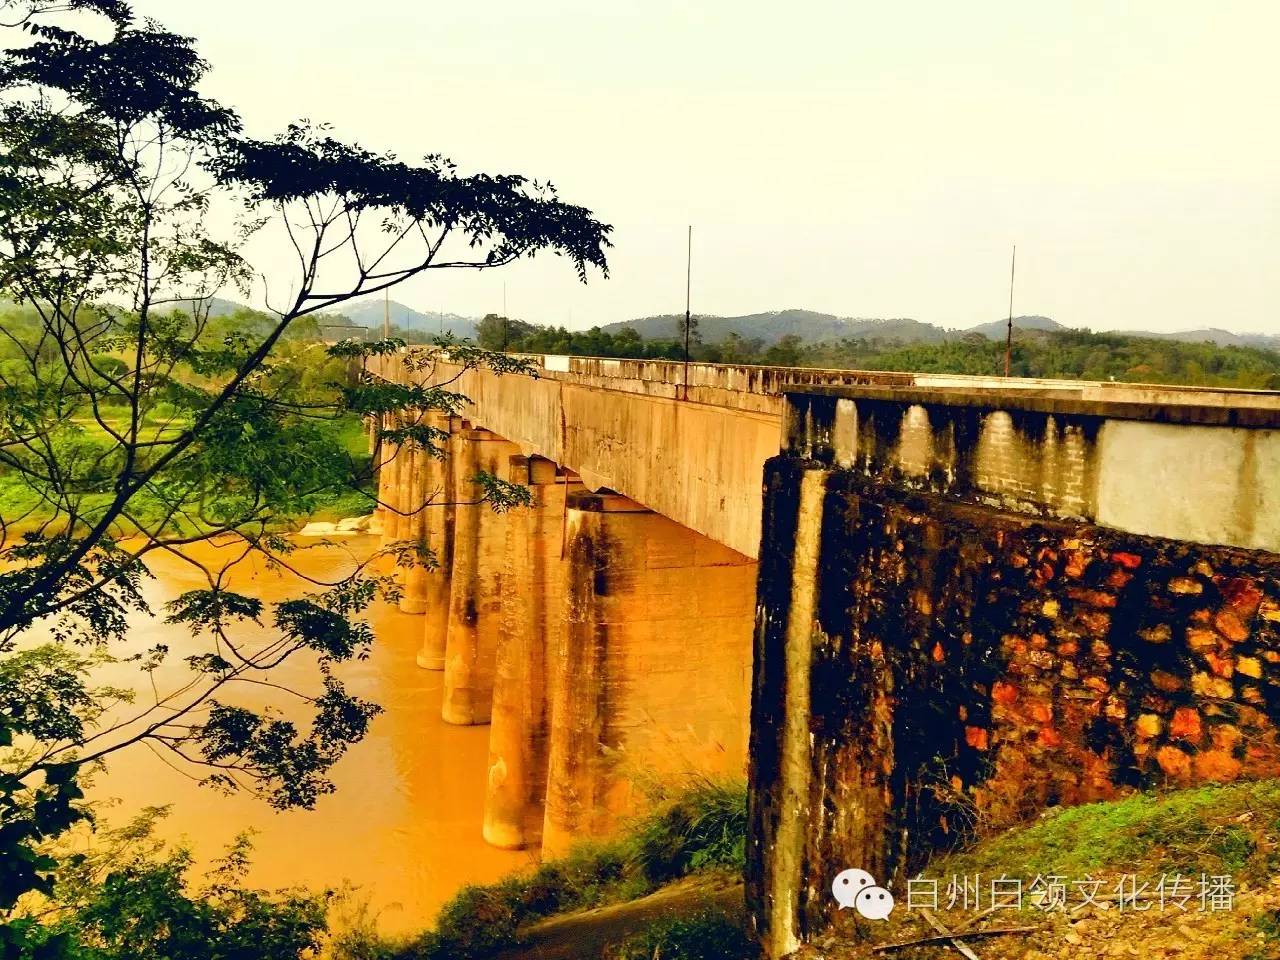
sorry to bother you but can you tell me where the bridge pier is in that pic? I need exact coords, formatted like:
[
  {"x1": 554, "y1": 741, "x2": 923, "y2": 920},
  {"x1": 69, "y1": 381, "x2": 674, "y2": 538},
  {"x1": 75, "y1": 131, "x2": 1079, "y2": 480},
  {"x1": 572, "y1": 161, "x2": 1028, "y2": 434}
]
[
  {"x1": 374, "y1": 413, "x2": 395, "y2": 541},
  {"x1": 483, "y1": 456, "x2": 581, "y2": 849},
  {"x1": 443, "y1": 426, "x2": 520, "y2": 725},
  {"x1": 378, "y1": 412, "x2": 409, "y2": 545},
  {"x1": 541, "y1": 490, "x2": 756, "y2": 858},
  {"x1": 399, "y1": 419, "x2": 429, "y2": 614},
  {"x1": 416, "y1": 413, "x2": 458, "y2": 671}
]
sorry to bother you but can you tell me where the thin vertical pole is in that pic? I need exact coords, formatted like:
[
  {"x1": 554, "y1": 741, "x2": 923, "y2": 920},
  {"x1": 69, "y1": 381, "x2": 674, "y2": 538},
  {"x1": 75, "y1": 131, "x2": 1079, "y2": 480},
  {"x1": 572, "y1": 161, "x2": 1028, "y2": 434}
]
[
  {"x1": 1004, "y1": 244, "x2": 1016, "y2": 378},
  {"x1": 682, "y1": 225, "x2": 692, "y2": 400},
  {"x1": 383, "y1": 288, "x2": 390, "y2": 340}
]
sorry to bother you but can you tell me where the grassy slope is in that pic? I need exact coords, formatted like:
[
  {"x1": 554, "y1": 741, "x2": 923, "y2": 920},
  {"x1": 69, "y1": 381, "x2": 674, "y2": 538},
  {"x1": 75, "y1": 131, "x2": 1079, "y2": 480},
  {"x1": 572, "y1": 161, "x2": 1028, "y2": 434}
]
[
  {"x1": 804, "y1": 779, "x2": 1280, "y2": 960},
  {"x1": 0, "y1": 412, "x2": 373, "y2": 534},
  {"x1": 346, "y1": 780, "x2": 1280, "y2": 960}
]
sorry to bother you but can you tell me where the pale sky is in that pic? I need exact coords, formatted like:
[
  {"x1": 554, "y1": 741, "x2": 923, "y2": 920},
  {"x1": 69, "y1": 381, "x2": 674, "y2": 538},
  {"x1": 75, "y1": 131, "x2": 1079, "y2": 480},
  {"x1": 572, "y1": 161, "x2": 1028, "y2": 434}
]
[{"x1": 138, "y1": 1, "x2": 1279, "y2": 333}]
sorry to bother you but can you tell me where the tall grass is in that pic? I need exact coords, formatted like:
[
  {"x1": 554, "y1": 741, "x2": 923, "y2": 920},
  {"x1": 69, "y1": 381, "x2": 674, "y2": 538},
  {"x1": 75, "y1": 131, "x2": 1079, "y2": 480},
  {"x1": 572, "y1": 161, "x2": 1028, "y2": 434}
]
[{"x1": 627, "y1": 780, "x2": 747, "y2": 884}]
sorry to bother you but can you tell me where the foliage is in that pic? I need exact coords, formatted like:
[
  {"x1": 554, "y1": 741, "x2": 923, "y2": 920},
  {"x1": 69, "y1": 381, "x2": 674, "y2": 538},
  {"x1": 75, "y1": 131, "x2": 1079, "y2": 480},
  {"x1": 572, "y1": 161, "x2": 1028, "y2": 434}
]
[
  {"x1": 489, "y1": 317, "x2": 1280, "y2": 389},
  {"x1": 626, "y1": 780, "x2": 747, "y2": 884},
  {"x1": 606, "y1": 909, "x2": 756, "y2": 960},
  {"x1": 405, "y1": 885, "x2": 521, "y2": 960},
  {"x1": 0, "y1": 0, "x2": 608, "y2": 950},
  {"x1": 474, "y1": 314, "x2": 532, "y2": 352},
  {"x1": 9, "y1": 809, "x2": 329, "y2": 960}
]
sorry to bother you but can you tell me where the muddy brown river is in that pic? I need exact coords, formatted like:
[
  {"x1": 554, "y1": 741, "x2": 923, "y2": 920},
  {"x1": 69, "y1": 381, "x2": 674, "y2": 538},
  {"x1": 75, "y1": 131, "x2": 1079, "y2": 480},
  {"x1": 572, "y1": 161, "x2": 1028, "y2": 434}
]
[{"x1": 79, "y1": 533, "x2": 527, "y2": 936}]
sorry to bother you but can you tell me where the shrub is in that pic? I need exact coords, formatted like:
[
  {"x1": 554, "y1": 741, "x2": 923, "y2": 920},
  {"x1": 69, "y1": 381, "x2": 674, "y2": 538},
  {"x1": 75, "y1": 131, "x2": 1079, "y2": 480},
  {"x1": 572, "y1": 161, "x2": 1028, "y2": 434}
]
[
  {"x1": 385, "y1": 780, "x2": 749, "y2": 959},
  {"x1": 48, "y1": 849, "x2": 328, "y2": 960},
  {"x1": 414, "y1": 884, "x2": 520, "y2": 959},
  {"x1": 626, "y1": 780, "x2": 748, "y2": 884}
]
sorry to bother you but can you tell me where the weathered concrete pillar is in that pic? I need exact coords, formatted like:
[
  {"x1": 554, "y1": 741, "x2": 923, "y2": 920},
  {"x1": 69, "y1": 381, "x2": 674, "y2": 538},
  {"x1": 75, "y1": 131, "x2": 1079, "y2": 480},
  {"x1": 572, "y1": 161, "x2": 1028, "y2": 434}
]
[
  {"x1": 541, "y1": 490, "x2": 757, "y2": 858},
  {"x1": 373, "y1": 413, "x2": 394, "y2": 539},
  {"x1": 414, "y1": 414, "x2": 460, "y2": 670},
  {"x1": 415, "y1": 414, "x2": 459, "y2": 670},
  {"x1": 394, "y1": 437, "x2": 424, "y2": 611},
  {"x1": 378, "y1": 413, "x2": 409, "y2": 545},
  {"x1": 483, "y1": 458, "x2": 581, "y2": 849},
  {"x1": 747, "y1": 464, "x2": 829, "y2": 960},
  {"x1": 397, "y1": 430, "x2": 429, "y2": 613},
  {"x1": 442, "y1": 426, "x2": 519, "y2": 725}
]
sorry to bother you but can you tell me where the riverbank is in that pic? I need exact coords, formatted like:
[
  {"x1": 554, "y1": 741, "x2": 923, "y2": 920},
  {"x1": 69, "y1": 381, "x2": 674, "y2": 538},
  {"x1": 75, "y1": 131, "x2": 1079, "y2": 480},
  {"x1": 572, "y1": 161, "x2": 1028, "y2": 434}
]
[
  {"x1": 338, "y1": 779, "x2": 1280, "y2": 960},
  {"x1": 81, "y1": 533, "x2": 528, "y2": 936}
]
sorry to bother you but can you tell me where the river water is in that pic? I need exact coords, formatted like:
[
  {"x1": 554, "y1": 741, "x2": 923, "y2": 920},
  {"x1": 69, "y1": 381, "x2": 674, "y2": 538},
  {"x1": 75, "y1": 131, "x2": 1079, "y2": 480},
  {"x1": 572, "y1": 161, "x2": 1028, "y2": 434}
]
[{"x1": 82, "y1": 533, "x2": 528, "y2": 936}]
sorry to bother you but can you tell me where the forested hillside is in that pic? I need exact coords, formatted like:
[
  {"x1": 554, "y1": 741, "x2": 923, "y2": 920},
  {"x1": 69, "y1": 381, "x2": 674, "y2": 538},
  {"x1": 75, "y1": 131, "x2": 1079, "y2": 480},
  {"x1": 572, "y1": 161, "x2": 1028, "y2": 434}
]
[
  {"x1": 480, "y1": 318, "x2": 1280, "y2": 389},
  {"x1": 601, "y1": 309, "x2": 1280, "y2": 353}
]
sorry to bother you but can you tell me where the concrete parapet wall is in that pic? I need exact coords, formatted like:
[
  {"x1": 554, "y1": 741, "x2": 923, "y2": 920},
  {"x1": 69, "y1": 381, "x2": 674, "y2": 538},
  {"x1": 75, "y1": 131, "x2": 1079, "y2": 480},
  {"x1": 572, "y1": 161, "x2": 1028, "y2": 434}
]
[
  {"x1": 786, "y1": 390, "x2": 1280, "y2": 552},
  {"x1": 505, "y1": 354, "x2": 1280, "y2": 419}
]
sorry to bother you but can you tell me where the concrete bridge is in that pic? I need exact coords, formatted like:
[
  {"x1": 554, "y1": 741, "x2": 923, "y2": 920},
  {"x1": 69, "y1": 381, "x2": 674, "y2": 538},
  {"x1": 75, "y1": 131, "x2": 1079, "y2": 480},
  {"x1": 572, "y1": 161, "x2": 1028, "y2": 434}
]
[{"x1": 369, "y1": 351, "x2": 1280, "y2": 957}]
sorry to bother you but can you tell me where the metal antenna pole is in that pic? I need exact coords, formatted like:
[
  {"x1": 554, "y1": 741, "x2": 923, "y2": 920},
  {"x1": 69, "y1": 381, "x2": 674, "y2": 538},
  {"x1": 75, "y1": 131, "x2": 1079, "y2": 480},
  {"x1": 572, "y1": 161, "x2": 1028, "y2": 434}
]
[
  {"x1": 1004, "y1": 244, "x2": 1016, "y2": 377},
  {"x1": 682, "y1": 225, "x2": 692, "y2": 400}
]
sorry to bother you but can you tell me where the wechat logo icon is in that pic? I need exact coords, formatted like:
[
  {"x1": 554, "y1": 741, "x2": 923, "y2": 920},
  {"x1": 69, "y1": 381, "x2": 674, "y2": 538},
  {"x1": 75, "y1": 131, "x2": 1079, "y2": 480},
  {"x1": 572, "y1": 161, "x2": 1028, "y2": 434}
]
[{"x1": 832, "y1": 868, "x2": 895, "y2": 920}]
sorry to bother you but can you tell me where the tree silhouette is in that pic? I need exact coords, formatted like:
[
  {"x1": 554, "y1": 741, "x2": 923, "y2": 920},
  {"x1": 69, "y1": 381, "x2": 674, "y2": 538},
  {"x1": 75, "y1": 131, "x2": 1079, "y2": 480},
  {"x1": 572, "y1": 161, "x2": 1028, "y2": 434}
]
[{"x1": 0, "y1": 0, "x2": 610, "y2": 928}]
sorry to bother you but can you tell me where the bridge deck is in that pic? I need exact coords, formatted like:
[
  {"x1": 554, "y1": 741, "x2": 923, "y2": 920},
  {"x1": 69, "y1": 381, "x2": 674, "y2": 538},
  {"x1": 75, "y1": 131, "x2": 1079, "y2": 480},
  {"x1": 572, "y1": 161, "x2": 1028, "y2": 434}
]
[{"x1": 376, "y1": 351, "x2": 1280, "y2": 556}]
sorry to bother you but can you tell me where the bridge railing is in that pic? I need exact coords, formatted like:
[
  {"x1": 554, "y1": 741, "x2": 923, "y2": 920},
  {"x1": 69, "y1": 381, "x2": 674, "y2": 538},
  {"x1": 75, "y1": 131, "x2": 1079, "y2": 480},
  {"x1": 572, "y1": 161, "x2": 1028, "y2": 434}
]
[{"x1": 379, "y1": 348, "x2": 1280, "y2": 421}]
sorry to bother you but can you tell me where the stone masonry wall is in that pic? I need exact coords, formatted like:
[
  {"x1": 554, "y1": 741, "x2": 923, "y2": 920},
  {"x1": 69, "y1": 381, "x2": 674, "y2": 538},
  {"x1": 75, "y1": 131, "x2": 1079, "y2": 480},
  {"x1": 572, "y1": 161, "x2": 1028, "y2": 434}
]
[{"x1": 748, "y1": 457, "x2": 1280, "y2": 954}]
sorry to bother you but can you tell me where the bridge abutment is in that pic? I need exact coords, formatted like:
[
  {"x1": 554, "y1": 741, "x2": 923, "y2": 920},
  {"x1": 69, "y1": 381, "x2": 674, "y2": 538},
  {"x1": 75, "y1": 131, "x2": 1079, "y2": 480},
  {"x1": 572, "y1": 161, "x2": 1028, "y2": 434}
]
[{"x1": 750, "y1": 390, "x2": 1280, "y2": 957}]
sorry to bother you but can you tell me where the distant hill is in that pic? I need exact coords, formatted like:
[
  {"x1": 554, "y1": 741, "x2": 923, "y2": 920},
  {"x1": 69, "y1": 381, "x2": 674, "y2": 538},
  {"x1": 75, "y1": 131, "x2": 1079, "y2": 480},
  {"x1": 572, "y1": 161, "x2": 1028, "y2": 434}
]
[
  {"x1": 1114, "y1": 327, "x2": 1280, "y2": 352},
  {"x1": 967, "y1": 315, "x2": 1066, "y2": 339},
  {"x1": 169, "y1": 295, "x2": 247, "y2": 318},
  {"x1": 600, "y1": 309, "x2": 952, "y2": 346},
  {"x1": 164, "y1": 295, "x2": 1278, "y2": 355},
  {"x1": 334, "y1": 299, "x2": 478, "y2": 339},
  {"x1": 166, "y1": 296, "x2": 480, "y2": 339},
  {"x1": 602, "y1": 309, "x2": 1280, "y2": 354}
]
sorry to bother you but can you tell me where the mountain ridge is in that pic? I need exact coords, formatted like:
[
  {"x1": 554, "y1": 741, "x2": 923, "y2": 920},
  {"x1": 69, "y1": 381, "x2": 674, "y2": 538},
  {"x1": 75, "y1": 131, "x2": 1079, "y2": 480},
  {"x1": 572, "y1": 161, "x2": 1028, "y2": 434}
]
[
  {"x1": 165, "y1": 296, "x2": 1279, "y2": 353},
  {"x1": 601, "y1": 309, "x2": 1280, "y2": 352},
  {"x1": 329, "y1": 299, "x2": 479, "y2": 339}
]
